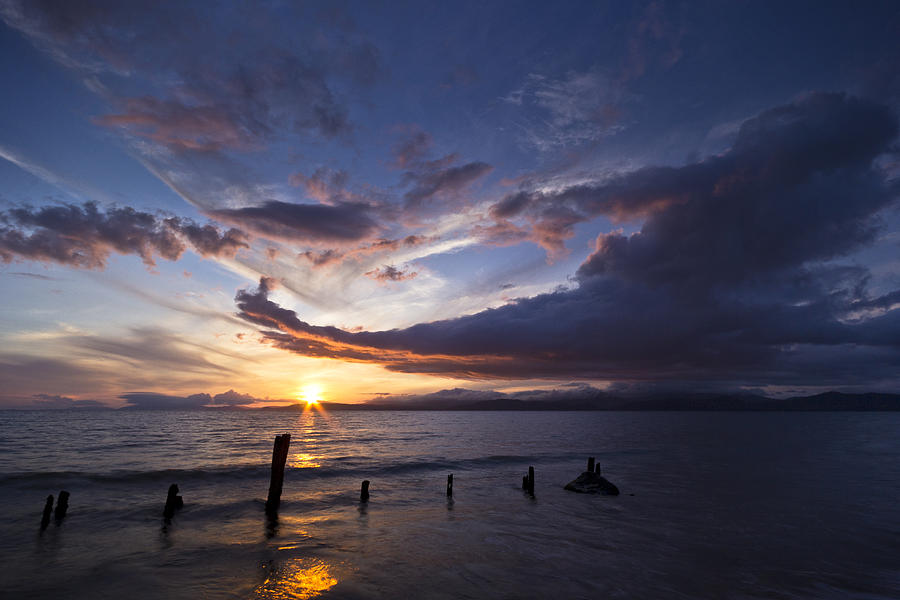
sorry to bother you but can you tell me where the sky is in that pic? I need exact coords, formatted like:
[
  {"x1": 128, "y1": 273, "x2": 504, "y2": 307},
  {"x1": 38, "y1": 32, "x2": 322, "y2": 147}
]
[{"x1": 1, "y1": 1, "x2": 899, "y2": 408}]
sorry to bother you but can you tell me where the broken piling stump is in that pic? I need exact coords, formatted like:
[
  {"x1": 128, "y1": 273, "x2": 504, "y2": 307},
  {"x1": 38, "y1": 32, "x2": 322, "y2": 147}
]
[
  {"x1": 163, "y1": 484, "x2": 184, "y2": 519},
  {"x1": 54, "y1": 490, "x2": 70, "y2": 521},
  {"x1": 447, "y1": 474, "x2": 453, "y2": 497},
  {"x1": 41, "y1": 494, "x2": 53, "y2": 529},
  {"x1": 265, "y1": 433, "x2": 291, "y2": 514},
  {"x1": 360, "y1": 480, "x2": 370, "y2": 502},
  {"x1": 522, "y1": 466, "x2": 535, "y2": 496},
  {"x1": 564, "y1": 458, "x2": 619, "y2": 495}
]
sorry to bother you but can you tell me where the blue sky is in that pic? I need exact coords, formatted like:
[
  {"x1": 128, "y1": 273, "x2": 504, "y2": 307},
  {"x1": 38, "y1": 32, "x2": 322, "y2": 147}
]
[{"x1": 1, "y1": 1, "x2": 899, "y2": 407}]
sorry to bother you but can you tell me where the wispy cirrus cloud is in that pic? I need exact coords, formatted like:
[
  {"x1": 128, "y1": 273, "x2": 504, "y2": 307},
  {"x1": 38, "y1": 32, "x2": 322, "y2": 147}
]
[{"x1": 503, "y1": 70, "x2": 628, "y2": 151}]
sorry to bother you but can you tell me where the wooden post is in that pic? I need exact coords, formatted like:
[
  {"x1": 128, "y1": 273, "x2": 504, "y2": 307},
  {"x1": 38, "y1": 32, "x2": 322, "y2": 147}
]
[
  {"x1": 446, "y1": 474, "x2": 453, "y2": 497},
  {"x1": 163, "y1": 483, "x2": 184, "y2": 519},
  {"x1": 587, "y1": 457, "x2": 595, "y2": 473},
  {"x1": 527, "y1": 466, "x2": 535, "y2": 496},
  {"x1": 360, "y1": 480, "x2": 370, "y2": 502},
  {"x1": 55, "y1": 490, "x2": 69, "y2": 521},
  {"x1": 522, "y1": 475, "x2": 528, "y2": 490},
  {"x1": 595, "y1": 463, "x2": 602, "y2": 475},
  {"x1": 41, "y1": 494, "x2": 53, "y2": 529},
  {"x1": 265, "y1": 433, "x2": 291, "y2": 514}
]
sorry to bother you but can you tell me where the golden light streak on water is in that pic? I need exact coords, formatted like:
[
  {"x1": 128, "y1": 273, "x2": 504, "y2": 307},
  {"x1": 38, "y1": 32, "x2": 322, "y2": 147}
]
[
  {"x1": 289, "y1": 452, "x2": 322, "y2": 469},
  {"x1": 255, "y1": 558, "x2": 338, "y2": 600}
]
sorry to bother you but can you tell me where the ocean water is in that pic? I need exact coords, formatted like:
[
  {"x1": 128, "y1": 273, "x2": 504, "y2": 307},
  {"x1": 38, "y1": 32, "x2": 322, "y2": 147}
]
[{"x1": 0, "y1": 410, "x2": 898, "y2": 599}]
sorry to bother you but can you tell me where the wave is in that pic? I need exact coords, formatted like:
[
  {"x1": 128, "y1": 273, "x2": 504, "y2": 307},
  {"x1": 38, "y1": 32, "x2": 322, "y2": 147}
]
[{"x1": 0, "y1": 451, "x2": 599, "y2": 487}]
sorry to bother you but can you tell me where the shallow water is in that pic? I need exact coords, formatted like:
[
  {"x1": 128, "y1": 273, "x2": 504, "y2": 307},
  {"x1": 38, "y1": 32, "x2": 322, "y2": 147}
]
[{"x1": 1, "y1": 410, "x2": 898, "y2": 599}]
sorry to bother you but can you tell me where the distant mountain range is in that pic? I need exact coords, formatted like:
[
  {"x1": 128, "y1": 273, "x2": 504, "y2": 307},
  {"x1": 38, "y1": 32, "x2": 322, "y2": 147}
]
[{"x1": 263, "y1": 391, "x2": 900, "y2": 411}]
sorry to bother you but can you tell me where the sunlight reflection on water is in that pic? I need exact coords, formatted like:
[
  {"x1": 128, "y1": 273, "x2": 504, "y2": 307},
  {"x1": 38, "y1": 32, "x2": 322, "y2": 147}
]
[
  {"x1": 255, "y1": 559, "x2": 338, "y2": 600},
  {"x1": 289, "y1": 452, "x2": 322, "y2": 469}
]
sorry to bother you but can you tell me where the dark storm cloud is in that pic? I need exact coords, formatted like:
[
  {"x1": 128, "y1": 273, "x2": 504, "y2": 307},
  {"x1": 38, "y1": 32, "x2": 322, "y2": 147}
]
[
  {"x1": 488, "y1": 92, "x2": 899, "y2": 260},
  {"x1": 209, "y1": 200, "x2": 378, "y2": 244},
  {"x1": 235, "y1": 93, "x2": 900, "y2": 386},
  {"x1": 0, "y1": 202, "x2": 248, "y2": 269},
  {"x1": 575, "y1": 93, "x2": 899, "y2": 285}
]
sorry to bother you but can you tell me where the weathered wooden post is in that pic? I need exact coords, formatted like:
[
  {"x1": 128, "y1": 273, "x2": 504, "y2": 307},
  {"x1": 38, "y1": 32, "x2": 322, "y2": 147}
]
[
  {"x1": 41, "y1": 494, "x2": 53, "y2": 529},
  {"x1": 163, "y1": 484, "x2": 184, "y2": 519},
  {"x1": 446, "y1": 474, "x2": 453, "y2": 497},
  {"x1": 595, "y1": 463, "x2": 602, "y2": 475},
  {"x1": 54, "y1": 490, "x2": 69, "y2": 521},
  {"x1": 360, "y1": 480, "x2": 370, "y2": 502},
  {"x1": 587, "y1": 457, "x2": 595, "y2": 473},
  {"x1": 265, "y1": 433, "x2": 291, "y2": 514},
  {"x1": 523, "y1": 466, "x2": 534, "y2": 496}
]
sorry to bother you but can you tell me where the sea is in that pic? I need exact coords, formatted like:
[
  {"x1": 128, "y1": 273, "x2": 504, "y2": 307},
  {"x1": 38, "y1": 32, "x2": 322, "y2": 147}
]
[{"x1": 0, "y1": 410, "x2": 898, "y2": 599}]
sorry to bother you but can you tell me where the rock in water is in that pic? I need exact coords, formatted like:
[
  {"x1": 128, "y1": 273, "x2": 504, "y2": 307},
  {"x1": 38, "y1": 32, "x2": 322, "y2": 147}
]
[{"x1": 564, "y1": 471, "x2": 620, "y2": 495}]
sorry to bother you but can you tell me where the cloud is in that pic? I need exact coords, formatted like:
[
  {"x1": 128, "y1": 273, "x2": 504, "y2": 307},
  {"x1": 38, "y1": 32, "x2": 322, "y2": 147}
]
[
  {"x1": 119, "y1": 392, "x2": 212, "y2": 410},
  {"x1": 69, "y1": 326, "x2": 240, "y2": 375},
  {"x1": 502, "y1": 70, "x2": 628, "y2": 151},
  {"x1": 365, "y1": 265, "x2": 418, "y2": 283},
  {"x1": 391, "y1": 127, "x2": 433, "y2": 168},
  {"x1": 2, "y1": 2, "x2": 374, "y2": 148},
  {"x1": 384, "y1": 128, "x2": 493, "y2": 215},
  {"x1": 6, "y1": 271, "x2": 56, "y2": 280},
  {"x1": 289, "y1": 168, "x2": 350, "y2": 202},
  {"x1": 234, "y1": 93, "x2": 900, "y2": 387},
  {"x1": 403, "y1": 158, "x2": 494, "y2": 210},
  {"x1": 209, "y1": 200, "x2": 378, "y2": 245},
  {"x1": 298, "y1": 235, "x2": 428, "y2": 268},
  {"x1": 95, "y1": 97, "x2": 258, "y2": 152},
  {"x1": 32, "y1": 393, "x2": 106, "y2": 409},
  {"x1": 211, "y1": 389, "x2": 258, "y2": 406},
  {"x1": 621, "y1": 1, "x2": 685, "y2": 82},
  {"x1": 488, "y1": 92, "x2": 900, "y2": 260},
  {"x1": 0, "y1": 202, "x2": 248, "y2": 269},
  {"x1": 119, "y1": 388, "x2": 261, "y2": 409}
]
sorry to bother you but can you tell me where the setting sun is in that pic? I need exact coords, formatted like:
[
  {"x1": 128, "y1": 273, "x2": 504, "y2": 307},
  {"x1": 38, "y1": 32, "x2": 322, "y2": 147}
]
[{"x1": 299, "y1": 384, "x2": 323, "y2": 407}]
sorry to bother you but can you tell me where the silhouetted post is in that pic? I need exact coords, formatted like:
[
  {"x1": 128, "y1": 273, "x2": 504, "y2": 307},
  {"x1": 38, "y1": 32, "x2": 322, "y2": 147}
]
[
  {"x1": 265, "y1": 433, "x2": 291, "y2": 514},
  {"x1": 54, "y1": 490, "x2": 69, "y2": 521},
  {"x1": 587, "y1": 457, "x2": 595, "y2": 473},
  {"x1": 41, "y1": 494, "x2": 53, "y2": 529},
  {"x1": 595, "y1": 463, "x2": 602, "y2": 475},
  {"x1": 525, "y1": 466, "x2": 535, "y2": 496},
  {"x1": 522, "y1": 475, "x2": 529, "y2": 490},
  {"x1": 360, "y1": 480, "x2": 370, "y2": 502},
  {"x1": 163, "y1": 484, "x2": 184, "y2": 519},
  {"x1": 447, "y1": 474, "x2": 453, "y2": 497}
]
